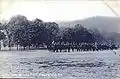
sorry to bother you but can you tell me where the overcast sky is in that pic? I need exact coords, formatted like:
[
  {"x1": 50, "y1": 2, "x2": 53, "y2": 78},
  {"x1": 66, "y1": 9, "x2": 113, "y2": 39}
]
[{"x1": 0, "y1": 0, "x2": 120, "y2": 22}]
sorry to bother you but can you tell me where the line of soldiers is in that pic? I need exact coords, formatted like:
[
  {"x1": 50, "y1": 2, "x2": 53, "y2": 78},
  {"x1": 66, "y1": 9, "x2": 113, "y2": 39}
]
[{"x1": 47, "y1": 42, "x2": 119, "y2": 52}]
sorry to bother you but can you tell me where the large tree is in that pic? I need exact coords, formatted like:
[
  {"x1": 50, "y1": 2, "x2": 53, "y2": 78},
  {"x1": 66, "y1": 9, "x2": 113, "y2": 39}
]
[
  {"x1": 72, "y1": 24, "x2": 95, "y2": 43},
  {"x1": 44, "y1": 22, "x2": 59, "y2": 45},
  {"x1": 12, "y1": 18, "x2": 45, "y2": 49},
  {"x1": 4, "y1": 15, "x2": 29, "y2": 50}
]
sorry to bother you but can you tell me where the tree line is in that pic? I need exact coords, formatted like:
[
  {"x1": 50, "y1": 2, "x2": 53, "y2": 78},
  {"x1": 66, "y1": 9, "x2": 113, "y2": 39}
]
[{"x1": 0, "y1": 15, "x2": 119, "y2": 51}]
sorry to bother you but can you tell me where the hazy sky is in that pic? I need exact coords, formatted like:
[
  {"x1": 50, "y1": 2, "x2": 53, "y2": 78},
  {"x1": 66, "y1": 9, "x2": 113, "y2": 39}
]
[{"x1": 0, "y1": 0, "x2": 120, "y2": 22}]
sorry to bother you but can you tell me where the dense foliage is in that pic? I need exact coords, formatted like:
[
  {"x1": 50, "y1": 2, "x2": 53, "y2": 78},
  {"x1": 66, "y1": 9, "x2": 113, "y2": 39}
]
[{"x1": 0, "y1": 15, "x2": 118, "y2": 51}]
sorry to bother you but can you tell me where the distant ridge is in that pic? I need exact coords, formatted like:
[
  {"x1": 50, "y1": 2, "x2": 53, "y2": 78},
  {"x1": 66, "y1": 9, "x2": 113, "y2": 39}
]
[{"x1": 57, "y1": 16, "x2": 120, "y2": 33}]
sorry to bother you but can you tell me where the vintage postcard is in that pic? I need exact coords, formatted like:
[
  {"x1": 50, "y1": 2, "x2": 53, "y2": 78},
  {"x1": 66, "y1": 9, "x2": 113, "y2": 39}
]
[{"x1": 0, "y1": 0, "x2": 120, "y2": 79}]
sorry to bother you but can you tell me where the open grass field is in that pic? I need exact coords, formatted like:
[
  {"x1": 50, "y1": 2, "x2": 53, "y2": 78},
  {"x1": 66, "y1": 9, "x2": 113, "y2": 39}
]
[{"x1": 0, "y1": 49, "x2": 120, "y2": 79}]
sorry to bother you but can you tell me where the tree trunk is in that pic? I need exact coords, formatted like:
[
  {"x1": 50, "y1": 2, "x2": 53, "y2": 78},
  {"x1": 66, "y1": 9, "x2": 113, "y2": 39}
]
[
  {"x1": 4, "y1": 28, "x2": 11, "y2": 51},
  {"x1": 0, "y1": 42, "x2": 1, "y2": 50},
  {"x1": 17, "y1": 44, "x2": 19, "y2": 50},
  {"x1": 8, "y1": 40, "x2": 11, "y2": 50},
  {"x1": 23, "y1": 46, "x2": 25, "y2": 50}
]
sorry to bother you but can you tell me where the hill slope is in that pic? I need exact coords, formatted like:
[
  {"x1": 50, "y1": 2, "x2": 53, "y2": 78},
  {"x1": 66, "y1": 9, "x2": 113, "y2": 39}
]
[{"x1": 58, "y1": 16, "x2": 120, "y2": 33}]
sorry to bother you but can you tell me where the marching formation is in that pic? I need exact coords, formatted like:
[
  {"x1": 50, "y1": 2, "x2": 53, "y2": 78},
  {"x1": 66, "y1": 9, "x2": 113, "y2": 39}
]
[{"x1": 47, "y1": 42, "x2": 119, "y2": 52}]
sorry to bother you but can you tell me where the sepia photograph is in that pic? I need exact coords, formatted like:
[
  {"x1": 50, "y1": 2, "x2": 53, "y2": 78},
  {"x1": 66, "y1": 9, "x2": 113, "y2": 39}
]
[{"x1": 0, "y1": 0, "x2": 120, "y2": 78}]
